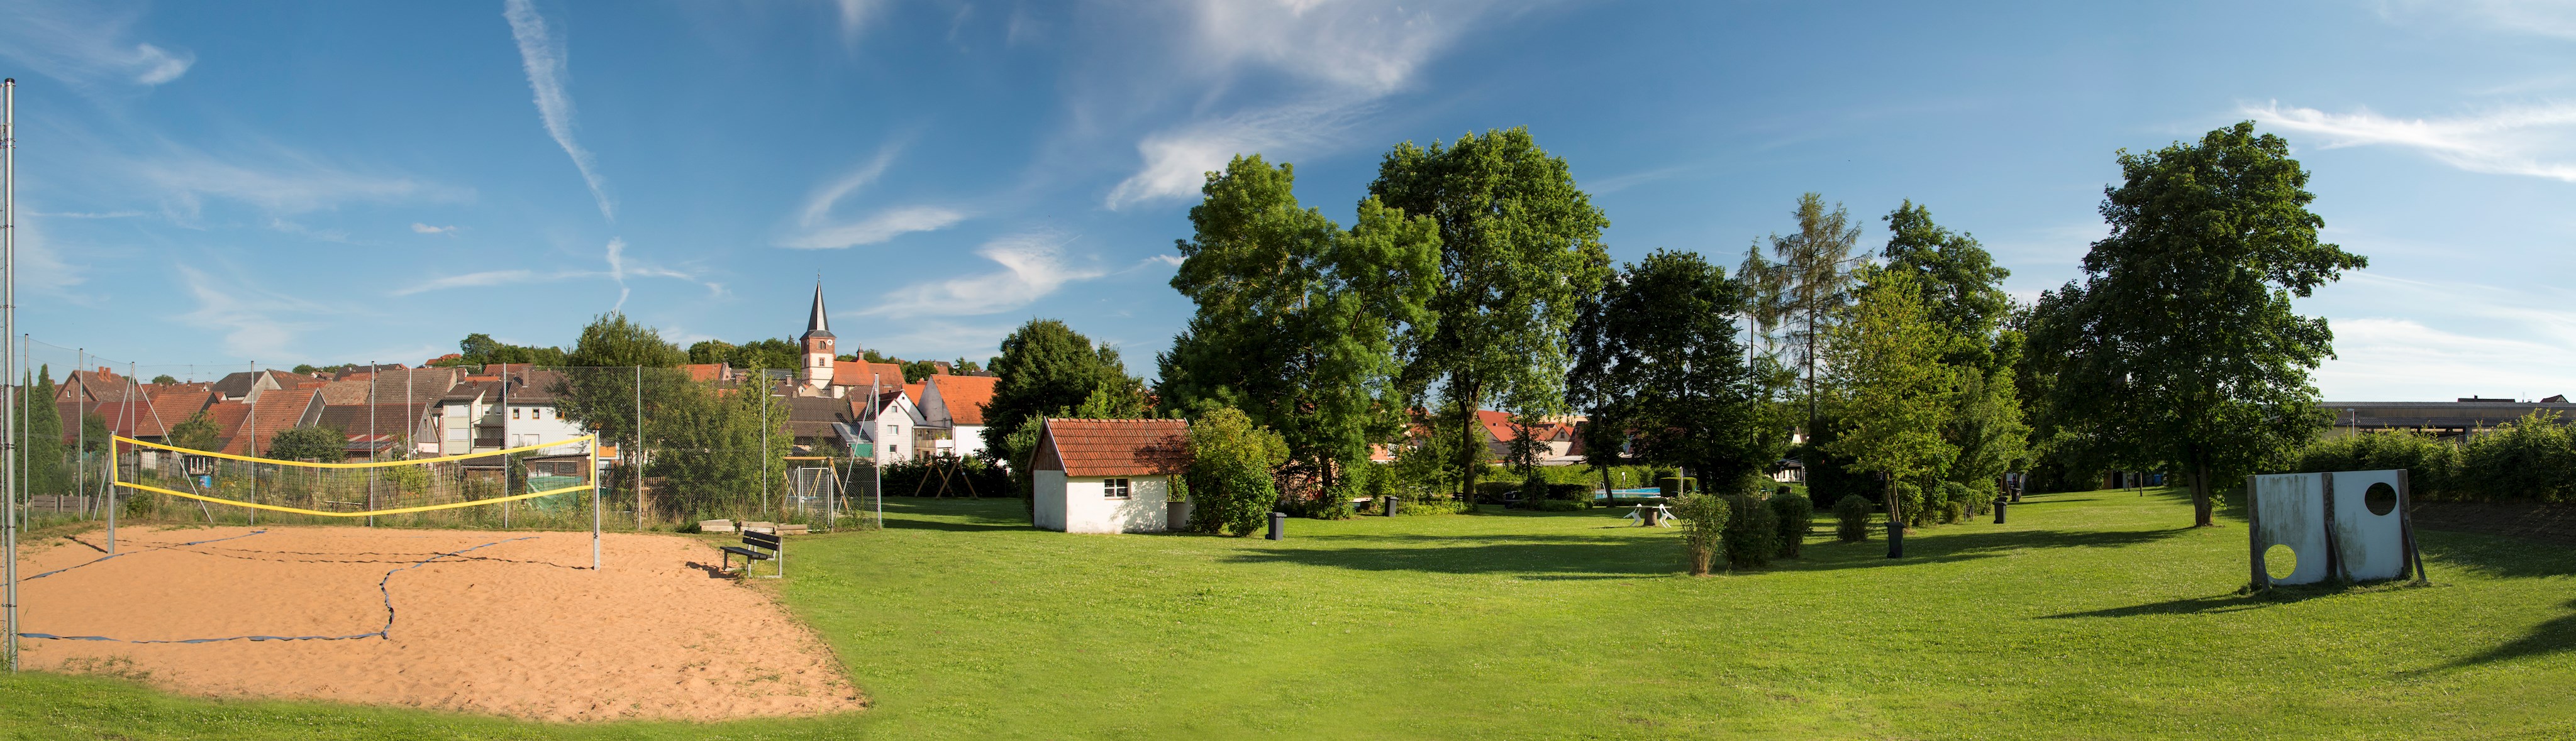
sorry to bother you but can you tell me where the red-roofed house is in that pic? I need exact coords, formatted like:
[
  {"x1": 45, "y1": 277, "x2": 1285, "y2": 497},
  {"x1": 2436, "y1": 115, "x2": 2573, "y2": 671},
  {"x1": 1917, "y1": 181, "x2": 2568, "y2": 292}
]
[
  {"x1": 918, "y1": 374, "x2": 999, "y2": 458},
  {"x1": 1031, "y1": 418, "x2": 1191, "y2": 534}
]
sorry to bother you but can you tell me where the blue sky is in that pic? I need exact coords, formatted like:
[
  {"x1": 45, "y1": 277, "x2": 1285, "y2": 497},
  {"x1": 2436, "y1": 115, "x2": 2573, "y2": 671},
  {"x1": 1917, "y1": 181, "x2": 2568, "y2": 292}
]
[{"x1": 2, "y1": 0, "x2": 2570, "y2": 401}]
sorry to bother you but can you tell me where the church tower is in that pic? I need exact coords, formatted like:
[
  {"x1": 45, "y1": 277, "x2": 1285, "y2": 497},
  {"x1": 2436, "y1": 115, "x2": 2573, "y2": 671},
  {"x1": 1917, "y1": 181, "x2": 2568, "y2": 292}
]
[{"x1": 800, "y1": 282, "x2": 836, "y2": 390}]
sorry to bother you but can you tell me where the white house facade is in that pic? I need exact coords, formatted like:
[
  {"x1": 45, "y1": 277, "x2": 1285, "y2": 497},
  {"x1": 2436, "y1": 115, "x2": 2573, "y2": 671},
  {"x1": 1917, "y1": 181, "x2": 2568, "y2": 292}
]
[{"x1": 1030, "y1": 418, "x2": 1191, "y2": 534}]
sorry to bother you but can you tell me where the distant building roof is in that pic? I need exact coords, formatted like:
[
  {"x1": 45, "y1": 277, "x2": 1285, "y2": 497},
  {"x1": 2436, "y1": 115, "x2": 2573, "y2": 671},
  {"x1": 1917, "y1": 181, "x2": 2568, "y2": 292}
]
[
  {"x1": 928, "y1": 374, "x2": 999, "y2": 426},
  {"x1": 1034, "y1": 419, "x2": 1191, "y2": 477}
]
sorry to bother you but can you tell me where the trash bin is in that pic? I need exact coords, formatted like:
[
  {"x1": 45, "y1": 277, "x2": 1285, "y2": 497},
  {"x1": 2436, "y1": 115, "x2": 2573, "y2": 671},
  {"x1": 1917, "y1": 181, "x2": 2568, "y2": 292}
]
[
  {"x1": 1380, "y1": 495, "x2": 1397, "y2": 517},
  {"x1": 1267, "y1": 511, "x2": 1285, "y2": 541},
  {"x1": 1993, "y1": 497, "x2": 2007, "y2": 524}
]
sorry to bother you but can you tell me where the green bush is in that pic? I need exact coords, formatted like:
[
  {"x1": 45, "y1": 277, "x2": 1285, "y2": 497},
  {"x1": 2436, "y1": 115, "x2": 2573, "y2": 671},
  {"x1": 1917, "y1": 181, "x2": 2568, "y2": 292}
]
[
  {"x1": 1722, "y1": 494, "x2": 1779, "y2": 569},
  {"x1": 1937, "y1": 481, "x2": 1972, "y2": 524},
  {"x1": 1545, "y1": 483, "x2": 1589, "y2": 500},
  {"x1": 1670, "y1": 493, "x2": 1730, "y2": 576},
  {"x1": 1890, "y1": 481, "x2": 1925, "y2": 527},
  {"x1": 1524, "y1": 498, "x2": 1587, "y2": 512},
  {"x1": 2295, "y1": 430, "x2": 2460, "y2": 498},
  {"x1": 2460, "y1": 414, "x2": 2576, "y2": 502},
  {"x1": 1768, "y1": 490, "x2": 1813, "y2": 559},
  {"x1": 1833, "y1": 495, "x2": 1872, "y2": 542},
  {"x1": 1477, "y1": 480, "x2": 1521, "y2": 500},
  {"x1": 1184, "y1": 407, "x2": 1289, "y2": 536}
]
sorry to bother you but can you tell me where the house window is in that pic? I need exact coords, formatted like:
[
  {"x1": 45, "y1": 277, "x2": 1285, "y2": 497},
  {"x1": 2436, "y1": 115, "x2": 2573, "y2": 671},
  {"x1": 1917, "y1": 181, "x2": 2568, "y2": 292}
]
[
  {"x1": 512, "y1": 408, "x2": 521, "y2": 419},
  {"x1": 1104, "y1": 478, "x2": 1132, "y2": 499}
]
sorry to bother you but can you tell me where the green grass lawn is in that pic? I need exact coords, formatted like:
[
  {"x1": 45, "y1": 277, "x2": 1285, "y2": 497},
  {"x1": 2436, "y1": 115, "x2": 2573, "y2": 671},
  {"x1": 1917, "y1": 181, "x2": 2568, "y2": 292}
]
[{"x1": 3, "y1": 488, "x2": 2572, "y2": 739}]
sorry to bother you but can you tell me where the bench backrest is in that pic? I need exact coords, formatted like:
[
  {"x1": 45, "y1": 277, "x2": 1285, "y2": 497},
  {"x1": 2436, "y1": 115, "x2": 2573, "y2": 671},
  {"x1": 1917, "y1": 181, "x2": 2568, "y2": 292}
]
[{"x1": 742, "y1": 530, "x2": 781, "y2": 552}]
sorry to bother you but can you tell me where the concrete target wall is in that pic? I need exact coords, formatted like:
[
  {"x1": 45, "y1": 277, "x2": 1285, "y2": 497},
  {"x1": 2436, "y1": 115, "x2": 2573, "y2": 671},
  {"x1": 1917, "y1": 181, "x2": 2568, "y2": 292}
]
[
  {"x1": 2330, "y1": 469, "x2": 2409, "y2": 581},
  {"x1": 2252, "y1": 473, "x2": 2329, "y2": 585}
]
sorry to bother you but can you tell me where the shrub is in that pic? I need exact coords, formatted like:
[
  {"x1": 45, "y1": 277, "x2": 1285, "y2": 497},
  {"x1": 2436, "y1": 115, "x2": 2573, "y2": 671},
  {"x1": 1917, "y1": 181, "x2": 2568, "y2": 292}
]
[
  {"x1": 1525, "y1": 498, "x2": 1586, "y2": 512},
  {"x1": 1477, "y1": 480, "x2": 1521, "y2": 500},
  {"x1": 1938, "y1": 481, "x2": 1972, "y2": 524},
  {"x1": 1670, "y1": 493, "x2": 1731, "y2": 576},
  {"x1": 2460, "y1": 413, "x2": 2576, "y2": 503},
  {"x1": 1722, "y1": 494, "x2": 1779, "y2": 569},
  {"x1": 1833, "y1": 495, "x2": 1872, "y2": 542},
  {"x1": 1398, "y1": 498, "x2": 1473, "y2": 515},
  {"x1": 1768, "y1": 490, "x2": 1813, "y2": 559},
  {"x1": 1184, "y1": 407, "x2": 1289, "y2": 536}
]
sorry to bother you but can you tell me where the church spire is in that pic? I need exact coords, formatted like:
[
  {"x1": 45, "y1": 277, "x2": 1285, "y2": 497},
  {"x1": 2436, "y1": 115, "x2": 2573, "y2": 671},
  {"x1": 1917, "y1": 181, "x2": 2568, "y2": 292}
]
[{"x1": 804, "y1": 280, "x2": 831, "y2": 337}]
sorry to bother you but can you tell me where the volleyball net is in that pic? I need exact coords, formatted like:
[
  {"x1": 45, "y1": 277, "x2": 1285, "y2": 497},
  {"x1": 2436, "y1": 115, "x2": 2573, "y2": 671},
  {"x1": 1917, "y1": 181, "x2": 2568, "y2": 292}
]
[{"x1": 110, "y1": 434, "x2": 598, "y2": 524}]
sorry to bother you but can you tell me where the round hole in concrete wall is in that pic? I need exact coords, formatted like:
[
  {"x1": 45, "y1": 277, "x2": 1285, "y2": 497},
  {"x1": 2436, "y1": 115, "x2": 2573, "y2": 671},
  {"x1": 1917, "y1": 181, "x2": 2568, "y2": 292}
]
[
  {"x1": 2264, "y1": 544, "x2": 2298, "y2": 581},
  {"x1": 2365, "y1": 482, "x2": 2397, "y2": 517}
]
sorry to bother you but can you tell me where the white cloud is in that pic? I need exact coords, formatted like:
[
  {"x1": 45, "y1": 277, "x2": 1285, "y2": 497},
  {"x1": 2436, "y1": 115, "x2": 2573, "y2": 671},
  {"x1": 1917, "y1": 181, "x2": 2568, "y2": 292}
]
[
  {"x1": 2312, "y1": 272, "x2": 2576, "y2": 400},
  {"x1": 134, "y1": 146, "x2": 472, "y2": 218},
  {"x1": 782, "y1": 205, "x2": 969, "y2": 250},
  {"x1": 779, "y1": 146, "x2": 967, "y2": 250},
  {"x1": 411, "y1": 222, "x2": 459, "y2": 234},
  {"x1": 2246, "y1": 101, "x2": 2576, "y2": 182},
  {"x1": 862, "y1": 233, "x2": 1108, "y2": 318},
  {"x1": 504, "y1": 0, "x2": 616, "y2": 221},
  {"x1": 393, "y1": 270, "x2": 539, "y2": 297},
  {"x1": 1103, "y1": 0, "x2": 1524, "y2": 209},
  {"x1": 174, "y1": 265, "x2": 326, "y2": 360},
  {"x1": 835, "y1": 0, "x2": 886, "y2": 42},
  {"x1": 0, "y1": 2, "x2": 194, "y2": 91},
  {"x1": 2379, "y1": 0, "x2": 2576, "y2": 40}
]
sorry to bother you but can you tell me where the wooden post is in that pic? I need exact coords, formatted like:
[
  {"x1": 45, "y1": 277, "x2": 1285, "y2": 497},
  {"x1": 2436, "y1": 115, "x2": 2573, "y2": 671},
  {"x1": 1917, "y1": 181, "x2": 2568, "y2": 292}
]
[
  {"x1": 2245, "y1": 475, "x2": 2266, "y2": 590},
  {"x1": 2319, "y1": 472, "x2": 2344, "y2": 583},
  {"x1": 2397, "y1": 468, "x2": 2428, "y2": 584}
]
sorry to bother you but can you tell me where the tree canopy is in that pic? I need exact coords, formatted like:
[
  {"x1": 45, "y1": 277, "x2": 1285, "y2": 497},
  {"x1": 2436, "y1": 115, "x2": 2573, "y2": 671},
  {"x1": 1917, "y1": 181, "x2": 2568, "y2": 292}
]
[
  {"x1": 1157, "y1": 154, "x2": 1440, "y2": 497},
  {"x1": 1369, "y1": 127, "x2": 1609, "y2": 502},
  {"x1": 2026, "y1": 121, "x2": 2364, "y2": 526},
  {"x1": 1567, "y1": 250, "x2": 1777, "y2": 491},
  {"x1": 981, "y1": 319, "x2": 1150, "y2": 471}
]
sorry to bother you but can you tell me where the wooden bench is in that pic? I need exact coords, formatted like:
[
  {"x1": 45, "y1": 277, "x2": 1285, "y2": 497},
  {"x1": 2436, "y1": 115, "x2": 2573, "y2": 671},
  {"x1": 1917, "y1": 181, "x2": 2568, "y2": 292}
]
[
  {"x1": 699, "y1": 519, "x2": 738, "y2": 533},
  {"x1": 721, "y1": 530, "x2": 783, "y2": 578}
]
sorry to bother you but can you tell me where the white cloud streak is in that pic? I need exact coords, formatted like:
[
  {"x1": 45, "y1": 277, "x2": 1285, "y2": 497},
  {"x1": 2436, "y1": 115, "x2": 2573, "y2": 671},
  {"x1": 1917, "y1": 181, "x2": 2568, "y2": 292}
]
[
  {"x1": 1104, "y1": 0, "x2": 1523, "y2": 209},
  {"x1": 782, "y1": 206, "x2": 969, "y2": 250},
  {"x1": 411, "y1": 222, "x2": 459, "y2": 234},
  {"x1": 393, "y1": 270, "x2": 538, "y2": 296},
  {"x1": 504, "y1": 0, "x2": 616, "y2": 221},
  {"x1": 780, "y1": 146, "x2": 969, "y2": 249},
  {"x1": 835, "y1": 0, "x2": 886, "y2": 43},
  {"x1": 2247, "y1": 101, "x2": 2576, "y2": 182},
  {"x1": 0, "y1": 2, "x2": 194, "y2": 91},
  {"x1": 134, "y1": 147, "x2": 474, "y2": 218},
  {"x1": 2312, "y1": 272, "x2": 2576, "y2": 400},
  {"x1": 175, "y1": 265, "x2": 326, "y2": 360},
  {"x1": 862, "y1": 233, "x2": 1108, "y2": 318}
]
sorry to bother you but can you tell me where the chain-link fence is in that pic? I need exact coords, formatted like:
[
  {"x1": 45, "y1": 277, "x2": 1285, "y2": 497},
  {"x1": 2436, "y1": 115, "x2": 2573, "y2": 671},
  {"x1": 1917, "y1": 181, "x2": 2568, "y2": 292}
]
[{"x1": 9, "y1": 339, "x2": 892, "y2": 533}]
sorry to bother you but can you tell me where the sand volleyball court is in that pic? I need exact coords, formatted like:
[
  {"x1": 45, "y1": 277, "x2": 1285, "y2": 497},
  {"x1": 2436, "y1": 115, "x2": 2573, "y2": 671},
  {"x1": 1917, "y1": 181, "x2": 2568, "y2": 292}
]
[{"x1": 12, "y1": 525, "x2": 863, "y2": 722}]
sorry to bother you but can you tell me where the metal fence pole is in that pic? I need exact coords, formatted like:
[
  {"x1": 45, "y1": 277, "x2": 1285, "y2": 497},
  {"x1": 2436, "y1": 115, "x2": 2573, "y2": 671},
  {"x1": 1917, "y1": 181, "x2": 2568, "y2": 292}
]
[{"x1": 2, "y1": 77, "x2": 16, "y2": 672}]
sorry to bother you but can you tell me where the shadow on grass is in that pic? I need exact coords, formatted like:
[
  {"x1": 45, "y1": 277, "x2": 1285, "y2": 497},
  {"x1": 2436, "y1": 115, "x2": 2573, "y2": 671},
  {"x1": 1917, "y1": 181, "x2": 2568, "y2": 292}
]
[
  {"x1": 2451, "y1": 597, "x2": 2576, "y2": 668},
  {"x1": 2040, "y1": 586, "x2": 2346, "y2": 619},
  {"x1": 2418, "y1": 530, "x2": 2576, "y2": 580},
  {"x1": 1219, "y1": 540, "x2": 1678, "y2": 577},
  {"x1": 879, "y1": 497, "x2": 1033, "y2": 532}
]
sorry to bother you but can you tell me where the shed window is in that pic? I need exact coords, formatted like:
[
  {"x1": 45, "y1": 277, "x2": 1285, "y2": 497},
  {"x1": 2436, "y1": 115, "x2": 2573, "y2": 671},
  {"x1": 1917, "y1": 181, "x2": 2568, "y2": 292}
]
[{"x1": 1104, "y1": 478, "x2": 1132, "y2": 499}]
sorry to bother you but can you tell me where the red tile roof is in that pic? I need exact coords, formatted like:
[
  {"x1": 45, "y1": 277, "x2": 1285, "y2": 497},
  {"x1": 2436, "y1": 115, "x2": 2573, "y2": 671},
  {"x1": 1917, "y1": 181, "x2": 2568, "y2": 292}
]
[
  {"x1": 830, "y1": 361, "x2": 906, "y2": 389},
  {"x1": 930, "y1": 375, "x2": 999, "y2": 425},
  {"x1": 682, "y1": 363, "x2": 728, "y2": 382},
  {"x1": 202, "y1": 401, "x2": 252, "y2": 453},
  {"x1": 235, "y1": 388, "x2": 322, "y2": 456},
  {"x1": 1035, "y1": 419, "x2": 1191, "y2": 477}
]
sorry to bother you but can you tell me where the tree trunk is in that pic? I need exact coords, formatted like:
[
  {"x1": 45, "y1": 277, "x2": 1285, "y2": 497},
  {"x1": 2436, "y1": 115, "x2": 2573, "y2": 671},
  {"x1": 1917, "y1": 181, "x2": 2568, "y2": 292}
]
[
  {"x1": 1457, "y1": 383, "x2": 1482, "y2": 508},
  {"x1": 2190, "y1": 461, "x2": 2216, "y2": 527}
]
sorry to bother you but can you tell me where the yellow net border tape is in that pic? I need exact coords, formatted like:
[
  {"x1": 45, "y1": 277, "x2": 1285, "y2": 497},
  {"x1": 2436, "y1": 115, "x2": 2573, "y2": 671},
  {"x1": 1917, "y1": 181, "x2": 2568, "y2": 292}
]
[
  {"x1": 112, "y1": 434, "x2": 597, "y2": 469},
  {"x1": 114, "y1": 480, "x2": 595, "y2": 518}
]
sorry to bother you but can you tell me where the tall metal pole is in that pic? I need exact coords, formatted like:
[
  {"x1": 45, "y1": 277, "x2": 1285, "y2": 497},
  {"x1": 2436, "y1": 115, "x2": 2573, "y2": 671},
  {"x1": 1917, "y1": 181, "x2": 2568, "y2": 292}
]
[
  {"x1": 2, "y1": 76, "x2": 19, "y2": 673},
  {"x1": 633, "y1": 365, "x2": 641, "y2": 530},
  {"x1": 590, "y1": 437, "x2": 600, "y2": 570},
  {"x1": 500, "y1": 365, "x2": 510, "y2": 529},
  {"x1": 367, "y1": 361, "x2": 376, "y2": 527}
]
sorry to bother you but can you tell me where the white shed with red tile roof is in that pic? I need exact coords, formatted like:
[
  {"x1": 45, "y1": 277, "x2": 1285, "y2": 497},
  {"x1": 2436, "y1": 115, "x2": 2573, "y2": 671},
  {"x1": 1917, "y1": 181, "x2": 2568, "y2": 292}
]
[{"x1": 1031, "y1": 418, "x2": 1189, "y2": 534}]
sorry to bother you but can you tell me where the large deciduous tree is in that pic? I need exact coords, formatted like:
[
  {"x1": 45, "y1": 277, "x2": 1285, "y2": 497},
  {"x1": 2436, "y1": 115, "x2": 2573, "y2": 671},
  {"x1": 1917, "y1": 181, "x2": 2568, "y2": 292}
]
[
  {"x1": 1368, "y1": 128, "x2": 1610, "y2": 503},
  {"x1": 1825, "y1": 267, "x2": 1957, "y2": 549},
  {"x1": 1880, "y1": 201, "x2": 2029, "y2": 499},
  {"x1": 2028, "y1": 122, "x2": 2363, "y2": 527},
  {"x1": 1568, "y1": 250, "x2": 1777, "y2": 492},
  {"x1": 1157, "y1": 155, "x2": 1440, "y2": 500},
  {"x1": 982, "y1": 319, "x2": 1150, "y2": 506}
]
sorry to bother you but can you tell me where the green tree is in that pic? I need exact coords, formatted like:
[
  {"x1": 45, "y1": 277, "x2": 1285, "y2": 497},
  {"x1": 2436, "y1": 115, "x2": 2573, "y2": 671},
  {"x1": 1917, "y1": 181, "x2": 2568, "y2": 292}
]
[
  {"x1": 1568, "y1": 250, "x2": 1778, "y2": 490},
  {"x1": 1368, "y1": 128, "x2": 1610, "y2": 503},
  {"x1": 167, "y1": 410, "x2": 223, "y2": 452},
  {"x1": 81, "y1": 411, "x2": 111, "y2": 453},
  {"x1": 1824, "y1": 267, "x2": 1957, "y2": 539},
  {"x1": 981, "y1": 319, "x2": 1149, "y2": 473},
  {"x1": 1157, "y1": 155, "x2": 1440, "y2": 498},
  {"x1": 687, "y1": 339, "x2": 735, "y2": 365},
  {"x1": 150, "y1": 374, "x2": 179, "y2": 385},
  {"x1": 553, "y1": 313, "x2": 692, "y2": 518},
  {"x1": 25, "y1": 366, "x2": 67, "y2": 495},
  {"x1": 648, "y1": 378, "x2": 792, "y2": 520},
  {"x1": 1184, "y1": 407, "x2": 1289, "y2": 536},
  {"x1": 1759, "y1": 194, "x2": 1864, "y2": 439},
  {"x1": 266, "y1": 425, "x2": 347, "y2": 462},
  {"x1": 2026, "y1": 122, "x2": 2363, "y2": 526},
  {"x1": 1880, "y1": 202, "x2": 2029, "y2": 498}
]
